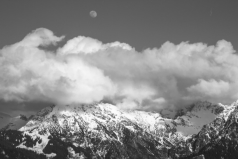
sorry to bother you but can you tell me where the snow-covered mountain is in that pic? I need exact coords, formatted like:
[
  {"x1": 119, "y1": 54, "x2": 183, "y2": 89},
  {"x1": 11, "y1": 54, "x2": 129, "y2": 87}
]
[
  {"x1": 174, "y1": 101, "x2": 225, "y2": 136},
  {"x1": 18, "y1": 103, "x2": 175, "y2": 158},
  {"x1": 174, "y1": 101, "x2": 238, "y2": 159},
  {"x1": 0, "y1": 101, "x2": 238, "y2": 159}
]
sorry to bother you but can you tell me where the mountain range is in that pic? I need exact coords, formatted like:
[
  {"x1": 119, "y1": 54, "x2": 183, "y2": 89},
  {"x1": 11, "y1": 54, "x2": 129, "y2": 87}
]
[{"x1": 0, "y1": 100, "x2": 238, "y2": 159}]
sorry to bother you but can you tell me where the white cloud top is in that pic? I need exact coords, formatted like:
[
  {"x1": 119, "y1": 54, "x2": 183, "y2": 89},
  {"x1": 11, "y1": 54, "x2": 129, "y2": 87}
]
[{"x1": 0, "y1": 28, "x2": 238, "y2": 112}]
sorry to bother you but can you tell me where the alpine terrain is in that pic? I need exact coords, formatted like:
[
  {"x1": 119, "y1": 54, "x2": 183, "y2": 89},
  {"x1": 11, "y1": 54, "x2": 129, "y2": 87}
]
[{"x1": 0, "y1": 100, "x2": 238, "y2": 159}]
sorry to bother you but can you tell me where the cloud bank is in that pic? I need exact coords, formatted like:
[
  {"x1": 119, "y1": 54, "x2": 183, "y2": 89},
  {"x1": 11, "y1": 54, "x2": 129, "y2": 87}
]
[{"x1": 0, "y1": 28, "x2": 238, "y2": 113}]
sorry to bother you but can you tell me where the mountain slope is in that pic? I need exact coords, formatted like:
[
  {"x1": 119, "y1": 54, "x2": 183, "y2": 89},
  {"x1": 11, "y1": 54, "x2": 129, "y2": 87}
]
[
  {"x1": 19, "y1": 103, "x2": 173, "y2": 158},
  {"x1": 173, "y1": 101, "x2": 238, "y2": 158},
  {"x1": 174, "y1": 101, "x2": 225, "y2": 136}
]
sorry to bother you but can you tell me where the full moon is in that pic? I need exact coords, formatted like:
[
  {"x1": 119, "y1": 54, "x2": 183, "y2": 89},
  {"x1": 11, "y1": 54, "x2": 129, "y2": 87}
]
[{"x1": 90, "y1": 11, "x2": 97, "y2": 18}]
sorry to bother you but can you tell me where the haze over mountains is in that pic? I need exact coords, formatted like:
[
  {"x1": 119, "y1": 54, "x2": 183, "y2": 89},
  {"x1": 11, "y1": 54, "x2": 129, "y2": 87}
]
[{"x1": 0, "y1": 112, "x2": 28, "y2": 130}]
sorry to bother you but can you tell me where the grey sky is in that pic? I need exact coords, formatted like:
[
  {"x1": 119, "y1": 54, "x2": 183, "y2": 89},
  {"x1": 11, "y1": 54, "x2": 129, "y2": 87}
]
[{"x1": 0, "y1": 0, "x2": 238, "y2": 51}]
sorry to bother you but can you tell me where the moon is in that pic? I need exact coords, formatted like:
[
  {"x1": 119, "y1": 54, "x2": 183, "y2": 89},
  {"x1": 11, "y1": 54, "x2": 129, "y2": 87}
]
[{"x1": 90, "y1": 11, "x2": 97, "y2": 18}]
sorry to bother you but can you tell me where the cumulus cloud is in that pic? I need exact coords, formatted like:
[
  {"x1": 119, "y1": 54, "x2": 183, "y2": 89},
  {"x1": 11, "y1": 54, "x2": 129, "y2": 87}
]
[
  {"x1": 187, "y1": 79, "x2": 230, "y2": 97},
  {"x1": 59, "y1": 36, "x2": 132, "y2": 55},
  {"x1": 1, "y1": 28, "x2": 238, "y2": 114},
  {"x1": 59, "y1": 36, "x2": 103, "y2": 54},
  {"x1": 0, "y1": 28, "x2": 116, "y2": 104}
]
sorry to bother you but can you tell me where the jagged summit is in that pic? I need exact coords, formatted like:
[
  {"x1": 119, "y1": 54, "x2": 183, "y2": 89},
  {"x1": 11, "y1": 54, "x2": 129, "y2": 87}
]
[
  {"x1": 21, "y1": 103, "x2": 164, "y2": 132},
  {"x1": 18, "y1": 103, "x2": 175, "y2": 158}
]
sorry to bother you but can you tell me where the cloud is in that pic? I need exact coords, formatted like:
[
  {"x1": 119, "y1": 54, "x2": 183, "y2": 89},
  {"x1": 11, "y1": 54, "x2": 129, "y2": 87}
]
[
  {"x1": 72, "y1": 38, "x2": 238, "y2": 110},
  {"x1": 1, "y1": 28, "x2": 238, "y2": 115},
  {"x1": 0, "y1": 28, "x2": 116, "y2": 104},
  {"x1": 59, "y1": 36, "x2": 132, "y2": 55},
  {"x1": 59, "y1": 36, "x2": 103, "y2": 54},
  {"x1": 187, "y1": 79, "x2": 230, "y2": 97}
]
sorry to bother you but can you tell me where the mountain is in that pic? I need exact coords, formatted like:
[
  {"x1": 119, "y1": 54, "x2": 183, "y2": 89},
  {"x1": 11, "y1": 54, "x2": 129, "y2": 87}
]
[
  {"x1": 0, "y1": 112, "x2": 28, "y2": 131},
  {"x1": 173, "y1": 101, "x2": 238, "y2": 159},
  {"x1": 173, "y1": 101, "x2": 224, "y2": 136},
  {"x1": 17, "y1": 103, "x2": 175, "y2": 159},
  {"x1": 0, "y1": 101, "x2": 238, "y2": 158}
]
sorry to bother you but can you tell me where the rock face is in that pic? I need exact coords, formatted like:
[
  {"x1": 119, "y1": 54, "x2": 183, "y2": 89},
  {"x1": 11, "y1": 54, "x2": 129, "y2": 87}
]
[
  {"x1": 172, "y1": 101, "x2": 238, "y2": 159},
  {"x1": 0, "y1": 101, "x2": 238, "y2": 158},
  {"x1": 18, "y1": 103, "x2": 176, "y2": 159}
]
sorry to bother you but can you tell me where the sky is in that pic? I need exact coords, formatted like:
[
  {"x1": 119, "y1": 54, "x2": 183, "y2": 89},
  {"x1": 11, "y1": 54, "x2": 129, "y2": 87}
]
[{"x1": 0, "y1": 0, "x2": 238, "y2": 117}]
